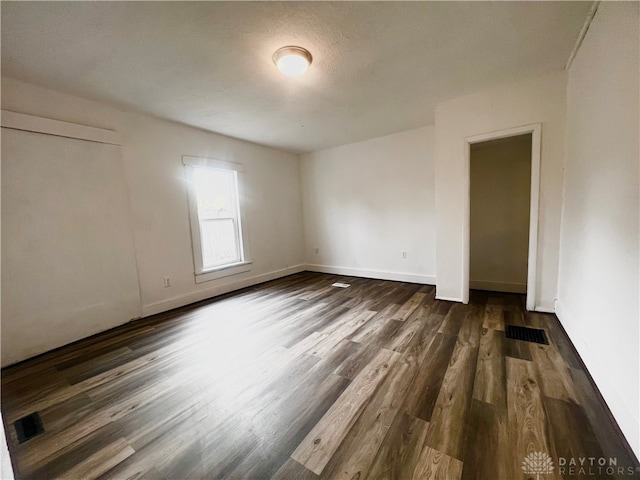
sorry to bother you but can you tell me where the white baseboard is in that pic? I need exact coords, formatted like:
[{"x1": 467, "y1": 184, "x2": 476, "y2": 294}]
[
  {"x1": 434, "y1": 295, "x2": 463, "y2": 303},
  {"x1": 533, "y1": 302, "x2": 555, "y2": 313},
  {"x1": 143, "y1": 263, "x2": 434, "y2": 317},
  {"x1": 555, "y1": 300, "x2": 640, "y2": 457},
  {"x1": 432, "y1": 295, "x2": 556, "y2": 312},
  {"x1": 469, "y1": 280, "x2": 526, "y2": 294},
  {"x1": 304, "y1": 263, "x2": 436, "y2": 285},
  {"x1": 468, "y1": 279, "x2": 555, "y2": 313},
  {"x1": 142, "y1": 264, "x2": 306, "y2": 317}
]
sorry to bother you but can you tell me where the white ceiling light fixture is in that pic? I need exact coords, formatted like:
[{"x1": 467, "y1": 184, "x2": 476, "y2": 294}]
[{"x1": 272, "y1": 46, "x2": 312, "y2": 77}]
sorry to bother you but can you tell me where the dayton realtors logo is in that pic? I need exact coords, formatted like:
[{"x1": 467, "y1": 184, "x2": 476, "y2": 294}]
[
  {"x1": 557, "y1": 456, "x2": 638, "y2": 477},
  {"x1": 522, "y1": 451, "x2": 639, "y2": 478},
  {"x1": 522, "y1": 451, "x2": 554, "y2": 480}
]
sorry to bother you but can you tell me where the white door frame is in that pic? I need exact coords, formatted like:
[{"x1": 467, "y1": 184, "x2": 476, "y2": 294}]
[{"x1": 462, "y1": 123, "x2": 541, "y2": 311}]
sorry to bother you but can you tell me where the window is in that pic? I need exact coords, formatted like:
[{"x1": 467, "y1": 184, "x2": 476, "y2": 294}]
[{"x1": 183, "y1": 156, "x2": 251, "y2": 283}]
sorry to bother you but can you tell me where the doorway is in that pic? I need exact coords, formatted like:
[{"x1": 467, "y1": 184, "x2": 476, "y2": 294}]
[
  {"x1": 470, "y1": 133, "x2": 531, "y2": 295},
  {"x1": 462, "y1": 124, "x2": 541, "y2": 311}
]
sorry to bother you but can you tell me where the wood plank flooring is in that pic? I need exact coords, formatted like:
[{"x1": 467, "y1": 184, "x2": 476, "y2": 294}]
[{"x1": 2, "y1": 272, "x2": 639, "y2": 479}]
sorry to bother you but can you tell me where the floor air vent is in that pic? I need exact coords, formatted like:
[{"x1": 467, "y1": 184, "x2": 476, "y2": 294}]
[
  {"x1": 14, "y1": 412, "x2": 44, "y2": 443},
  {"x1": 332, "y1": 282, "x2": 350, "y2": 288},
  {"x1": 505, "y1": 325, "x2": 548, "y2": 345}
]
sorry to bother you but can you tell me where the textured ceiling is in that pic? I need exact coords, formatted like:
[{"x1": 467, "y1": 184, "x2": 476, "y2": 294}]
[{"x1": 1, "y1": 2, "x2": 592, "y2": 153}]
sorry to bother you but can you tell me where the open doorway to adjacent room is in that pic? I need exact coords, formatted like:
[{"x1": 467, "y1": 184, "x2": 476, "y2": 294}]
[{"x1": 463, "y1": 124, "x2": 541, "y2": 310}]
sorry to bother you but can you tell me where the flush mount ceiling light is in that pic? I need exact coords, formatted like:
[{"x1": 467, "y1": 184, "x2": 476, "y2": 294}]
[{"x1": 272, "y1": 46, "x2": 312, "y2": 77}]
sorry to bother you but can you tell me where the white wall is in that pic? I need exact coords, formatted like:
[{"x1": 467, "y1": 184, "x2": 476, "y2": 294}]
[
  {"x1": 1, "y1": 78, "x2": 305, "y2": 365},
  {"x1": 0, "y1": 413, "x2": 14, "y2": 480},
  {"x1": 2, "y1": 128, "x2": 142, "y2": 365},
  {"x1": 119, "y1": 113, "x2": 304, "y2": 315},
  {"x1": 434, "y1": 71, "x2": 567, "y2": 310},
  {"x1": 470, "y1": 134, "x2": 531, "y2": 293},
  {"x1": 301, "y1": 126, "x2": 435, "y2": 284},
  {"x1": 557, "y1": 2, "x2": 639, "y2": 456}
]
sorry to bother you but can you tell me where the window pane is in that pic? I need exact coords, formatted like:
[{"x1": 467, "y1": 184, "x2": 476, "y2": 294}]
[
  {"x1": 192, "y1": 166, "x2": 242, "y2": 270},
  {"x1": 200, "y1": 218, "x2": 240, "y2": 268},
  {"x1": 193, "y1": 167, "x2": 237, "y2": 219}
]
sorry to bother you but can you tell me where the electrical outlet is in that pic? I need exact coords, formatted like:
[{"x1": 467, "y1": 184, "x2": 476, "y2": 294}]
[
  {"x1": 314, "y1": 247, "x2": 320, "y2": 254},
  {"x1": 163, "y1": 277, "x2": 171, "y2": 288},
  {"x1": 401, "y1": 251, "x2": 408, "y2": 259}
]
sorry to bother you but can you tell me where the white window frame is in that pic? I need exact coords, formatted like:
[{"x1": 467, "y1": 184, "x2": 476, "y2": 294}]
[{"x1": 183, "y1": 155, "x2": 251, "y2": 283}]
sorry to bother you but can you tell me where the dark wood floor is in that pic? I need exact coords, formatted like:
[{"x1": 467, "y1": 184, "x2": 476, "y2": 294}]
[{"x1": 2, "y1": 272, "x2": 639, "y2": 479}]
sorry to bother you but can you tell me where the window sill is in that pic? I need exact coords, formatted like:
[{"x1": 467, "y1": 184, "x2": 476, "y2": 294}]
[{"x1": 195, "y1": 261, "x2": 252, "y2": 284}]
